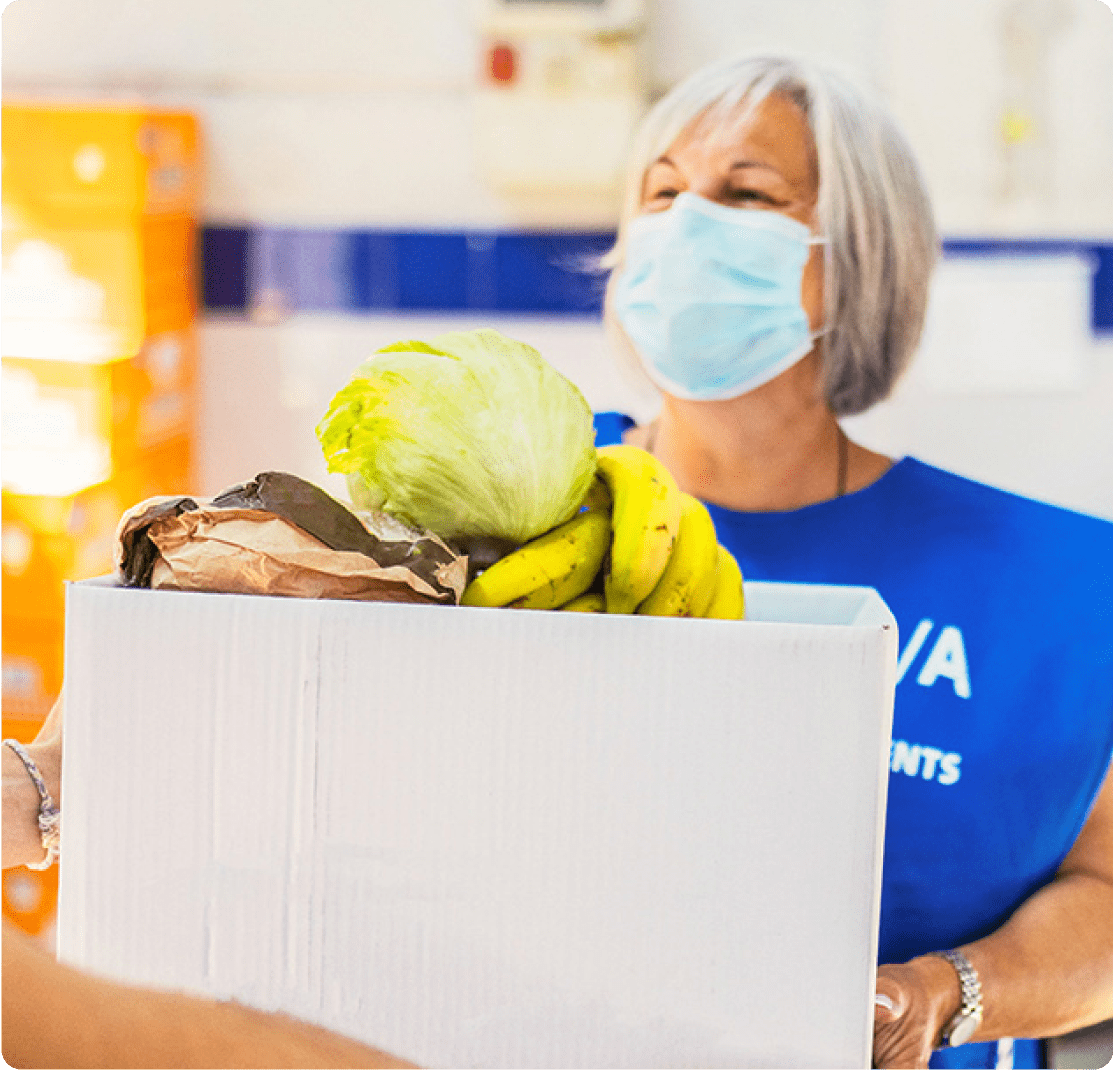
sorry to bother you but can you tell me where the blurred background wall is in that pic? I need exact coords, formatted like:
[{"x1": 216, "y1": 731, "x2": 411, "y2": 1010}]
[{"x1": 4, "y1": 0, "x2": 1112, "y2": 513}]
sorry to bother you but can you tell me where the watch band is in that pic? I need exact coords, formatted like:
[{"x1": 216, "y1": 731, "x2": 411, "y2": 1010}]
[{"x1": 930, "y1": 949, "x2": 983, "y2": 1047}]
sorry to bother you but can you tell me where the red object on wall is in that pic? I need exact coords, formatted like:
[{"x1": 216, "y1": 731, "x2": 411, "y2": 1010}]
[{"x1": 489, "y1": 42, "x2": 517, "y2": 84}]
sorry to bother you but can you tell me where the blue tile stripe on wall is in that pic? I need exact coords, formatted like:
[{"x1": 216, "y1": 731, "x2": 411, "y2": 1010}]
[
  {"x1": 201, "y1": 227, "x2": 615, "y2": 317},
  {"x1": 200, "y1": 226, "x2": 1113, "y2": 332}
]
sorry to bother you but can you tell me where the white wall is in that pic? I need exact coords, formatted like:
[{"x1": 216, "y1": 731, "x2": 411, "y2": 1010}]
[
  {"x1": 880, "y1": 0, "x2": 1113, "y2": 236},
  {"x1": 5, "y1": 0, "x2": 1113, "y2": 519},
  {"x1": 7, "y1": 0, "x2": 1111, "y2": 233},
  {"x1": 844, "y1": 336, "x2": 1113, "y2": 517},
  {"x1": 197, "y1": 313, "x2": 659, "y2": 502}
]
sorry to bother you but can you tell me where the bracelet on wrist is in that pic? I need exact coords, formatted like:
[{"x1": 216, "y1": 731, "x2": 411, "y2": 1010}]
[{"x1": 3, "y1": 738, "x2": 61, "y2": 870}]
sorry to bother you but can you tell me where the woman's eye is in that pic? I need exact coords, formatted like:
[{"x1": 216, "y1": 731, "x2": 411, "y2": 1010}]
[
  {"x1": 647, "y1": 187, "x2": 679, "y2": 201},
  {"x1": 729, "y1": 188, "x2": 775, "y2": 204}
]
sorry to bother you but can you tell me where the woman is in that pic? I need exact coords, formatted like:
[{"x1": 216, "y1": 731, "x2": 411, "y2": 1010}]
[
  {"x1": 3, "y1": 699, "x2": 414, "y2": 1068},
  {"x1": 595, "y1": 55, "x2": 1113, "y2": 1070}
]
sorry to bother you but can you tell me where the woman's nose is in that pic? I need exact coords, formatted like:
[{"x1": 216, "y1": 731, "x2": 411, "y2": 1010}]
[{"x1": 686, "y1": 180, "x2": 727, "y2": 205}]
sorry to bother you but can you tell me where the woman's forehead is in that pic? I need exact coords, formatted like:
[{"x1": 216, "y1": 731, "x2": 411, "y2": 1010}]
[{"x1": 662, "y1": 93, "x2": 817, "y2": 190}]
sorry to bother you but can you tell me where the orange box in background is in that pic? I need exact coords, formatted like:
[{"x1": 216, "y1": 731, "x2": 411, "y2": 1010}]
[
  {"x1": 2, "y1": 103, "x2": 200, "y2": 943},
  {"x1": 0, "y1": 717, "x2": 52, "y2": 745},
  {"x1": 2, "y1": 479, "x2": 127, "y2": 625},
  {"x1": 128, "y1": 433, "x2": 194, "y2": 501},
  {"x1": 2, "y1": 214, "x2": 197, "y2": 361},
  {"x1": 2, "y1": 436, "x2": 193, "y2": 625},
  {"x1": 2, "y1": 103, "x2": 200, "y2": 225},
  {"x1": 3, "y1": 331, "x2": 199, "y2": 493},
  {"x1": 2, "y1": 618, "x2": 65, "y2": 723},
  {"x1": 3, "y1": 864, "x2": 59, "y2": 940}
]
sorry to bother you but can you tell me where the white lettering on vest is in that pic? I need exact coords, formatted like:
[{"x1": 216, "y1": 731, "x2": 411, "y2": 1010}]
[
  {"x1": 916, "y1": 625, "x2": 972, "y2": 699},
  {"x1": 890, "y1": 740, "x2": 962, "y2": 785},
  {"x1": 937, "y1": 751, "x2": 962, "y2": 786},
  {"x1": 896, "y1": 619, "x2": 934, "y2": 683},
  {"x1": 919, "y1": 746, "x2": 943, "y2": 780},
  {"x1": 891, "y1": 740, "x2": 921, "y2": 777}
]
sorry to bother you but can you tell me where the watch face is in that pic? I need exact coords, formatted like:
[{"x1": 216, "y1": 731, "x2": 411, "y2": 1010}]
[{"x1": 949, "y1": 1014, "x2": 980, "y2": 1047}]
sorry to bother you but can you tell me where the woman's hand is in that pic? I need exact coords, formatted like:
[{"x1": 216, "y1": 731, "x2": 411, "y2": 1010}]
[{"x1": 873, "y1": 957, "x2": 962, "y2": 1069}]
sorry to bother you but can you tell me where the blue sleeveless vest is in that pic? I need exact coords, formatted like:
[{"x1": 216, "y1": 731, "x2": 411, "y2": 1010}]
[{"x1": 595, "y1": 412, "x2": 1113, "y2": 1069}]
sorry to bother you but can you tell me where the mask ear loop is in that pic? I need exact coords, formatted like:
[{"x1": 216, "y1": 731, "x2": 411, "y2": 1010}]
[
  {"x1": 807, "y1": 230, "x2": 846, "y2": 498},
  {"x1": 806, "y1": 234, "x2": 831, "y2": 343}
]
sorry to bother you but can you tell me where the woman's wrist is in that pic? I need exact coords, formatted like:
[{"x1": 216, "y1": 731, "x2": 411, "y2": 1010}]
[
  {"x1": 24, "y1": 740, "x2": 62, "y2": 809},
  {"x1": 2, "y1": 739, "x2": 62, "y2": 870},
  {"x1": 908, "y1": 952, "x2": 967, "y2": 1048},
  {"x1": 3, "y1": 744, "x2": 47, "y2": 869}
]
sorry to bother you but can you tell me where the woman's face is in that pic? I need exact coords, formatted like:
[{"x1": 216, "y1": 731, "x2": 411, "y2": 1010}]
[{"x1": 637, "y1": 93, "x2": 825, "y2": 336}]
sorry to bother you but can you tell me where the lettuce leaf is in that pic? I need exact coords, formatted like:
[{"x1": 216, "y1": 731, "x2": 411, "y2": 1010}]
[{"x1": 316, "y1": 328, "x2": 597, "y2": 544}]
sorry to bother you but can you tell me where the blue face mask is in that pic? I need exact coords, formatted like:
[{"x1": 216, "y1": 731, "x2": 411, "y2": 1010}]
[{"x1": 613, "y1": 192, "x2": 826, "y2": 401}]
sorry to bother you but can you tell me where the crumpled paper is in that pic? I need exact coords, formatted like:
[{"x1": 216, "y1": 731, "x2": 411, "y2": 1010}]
[{"x1": 115, "y1": 471, "x2": 468, "y2": 605}]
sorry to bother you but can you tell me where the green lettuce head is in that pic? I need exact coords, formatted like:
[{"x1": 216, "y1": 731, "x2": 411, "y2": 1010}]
[{"x1": 316, "y1": 328, "x2": 598, "y2": 544}]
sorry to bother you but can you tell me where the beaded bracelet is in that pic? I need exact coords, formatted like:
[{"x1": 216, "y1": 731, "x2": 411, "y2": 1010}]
[{"x1": 3, "y1": 739, "x2": 61, "y2": 870}]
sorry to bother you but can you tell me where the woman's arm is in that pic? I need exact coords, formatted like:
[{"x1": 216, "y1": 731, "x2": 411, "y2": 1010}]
[
  {"x1": 3, "y1": 921, "x2": 417, "y2": 1069},
  {"x1": 873, "y1": 757, "x2": 1113, "y2": 1068},
  {"x1": 3, "y1": 698, "x2": 63, "y2": 871}
]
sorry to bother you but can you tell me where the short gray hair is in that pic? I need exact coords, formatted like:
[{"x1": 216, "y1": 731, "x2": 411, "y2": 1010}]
[{"x1": 604, "y1": 54, "x2": 939, "y2": 417}]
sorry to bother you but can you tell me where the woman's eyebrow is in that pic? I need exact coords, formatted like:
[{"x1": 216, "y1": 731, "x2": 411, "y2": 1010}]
[
  {"x1": 729, "y1": 159, "x2": 780, "y2": 174},
  {"x1": 650, "y1": 154, "x2": 677, "y2": 168}
]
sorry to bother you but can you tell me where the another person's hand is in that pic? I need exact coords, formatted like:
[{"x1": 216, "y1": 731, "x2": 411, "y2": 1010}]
[
  {"x1": 4, "y1": 921, "x2": 417, "y2": 1068},
  {"x1": 2, "y1": 695, "x2": 64, "y2": 870},
  {"x1": 30, "y1": 693, "x2": 64, "y2": 808},
  {"x1": 873, "y1": 958, "x2": 963, "y2": 1069}
]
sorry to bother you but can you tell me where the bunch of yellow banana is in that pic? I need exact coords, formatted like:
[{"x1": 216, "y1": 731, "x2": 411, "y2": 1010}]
[
  {"x1": 459, "y1": 477, "x2": 612, "y2": 610},
  {"x1": 595, "y1": 444, "x2": 744, "y2": 619},
  {"x1": 459, "y1": 444, "x2": 744, "y2": 619}
]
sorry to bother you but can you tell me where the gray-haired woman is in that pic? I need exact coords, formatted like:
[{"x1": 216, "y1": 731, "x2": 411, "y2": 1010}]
[{"x1": 594, "y1": 54, "x2": 1113, "y2": 1070}]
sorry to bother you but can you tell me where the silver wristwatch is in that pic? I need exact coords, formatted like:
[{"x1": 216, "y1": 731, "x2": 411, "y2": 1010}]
[{"x1": 931, "y1": 949, "x2": 983, "y2": 1047}]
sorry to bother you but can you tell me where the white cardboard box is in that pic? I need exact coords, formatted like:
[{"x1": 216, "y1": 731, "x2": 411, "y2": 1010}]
[{"x1": 59, "y1": 578, "x2": 897, "y2": 1069}]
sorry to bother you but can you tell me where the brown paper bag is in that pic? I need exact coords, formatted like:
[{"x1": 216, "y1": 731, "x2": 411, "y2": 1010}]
[{"x1": 115, "y1": 472, "x2": 467, "y2": 605}]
